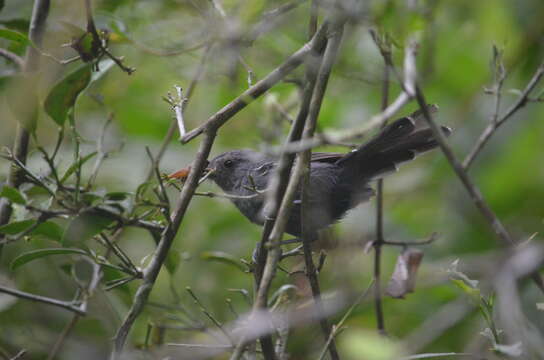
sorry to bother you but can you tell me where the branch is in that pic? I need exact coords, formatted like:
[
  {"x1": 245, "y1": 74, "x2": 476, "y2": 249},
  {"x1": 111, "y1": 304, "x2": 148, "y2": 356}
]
[
  {"x1": 145, "y1": 44, "x2": 213, "y2": 181},
  {"x1": 372, "y1": 34, "x2": 391, "y2": 336},
  {"x1": 47, "y1": 314, "x2": 81, "y2": 360},
  {"x1": 299, "y1": 21, "x2": 344, "y2": 360},
  {"x1": 317, "y1": 280, "x2": 375, "y2": 360},
  {"x1": 412, "y1": 85, "x2": 544, "y2": 294},
  {"x1": 463, "y1": 58, "x2": 544, "y2": 169},
  {"x1": 110, "y1": 131, "x2": 217, "y2": 358},
  {"x1": 278, "y1": 38, "x2": 417, "y2": 155},
  {"x1": 0, "y1": 284, "x2": 85, "y2": 315},
  {"x1": 0, "y1": 48, "x2": 24, "y2": 69},
  {"x1": 230, "y1": 20, "x2": 332, "y2": 360},
  {"x1": 278, "y1": 91, "x2": 411, "y2": 154}
]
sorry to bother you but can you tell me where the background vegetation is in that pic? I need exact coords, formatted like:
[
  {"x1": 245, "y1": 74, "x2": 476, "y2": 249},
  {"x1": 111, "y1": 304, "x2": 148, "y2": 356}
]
[{"x1": 1, "y1": 0, "x2": 543, "y2": 359}]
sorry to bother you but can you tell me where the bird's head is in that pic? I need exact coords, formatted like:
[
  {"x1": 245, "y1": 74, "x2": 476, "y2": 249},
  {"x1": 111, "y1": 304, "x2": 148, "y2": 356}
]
[{"x1": 168, "y1": 149, "x2": 271, "y2": 193}]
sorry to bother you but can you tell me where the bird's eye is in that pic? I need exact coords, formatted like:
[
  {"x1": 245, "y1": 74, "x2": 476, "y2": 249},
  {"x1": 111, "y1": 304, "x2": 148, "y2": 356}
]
[{"x1": 224, "y1": 159, "x2": 234, "y2": 168}]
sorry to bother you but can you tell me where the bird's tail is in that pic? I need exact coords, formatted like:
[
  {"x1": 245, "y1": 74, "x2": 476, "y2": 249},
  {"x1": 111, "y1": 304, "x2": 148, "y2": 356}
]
[{"x1": 337, "y1": 105, "x2": 451, "y2": 180}]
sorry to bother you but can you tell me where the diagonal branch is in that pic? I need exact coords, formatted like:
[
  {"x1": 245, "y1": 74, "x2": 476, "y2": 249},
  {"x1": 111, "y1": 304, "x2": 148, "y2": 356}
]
[
  {"x1": 0, "y1": 48, "x2": 24, "y2": 69},
  {"x1": 0, "y1": 284, "x2": 85, "y2": 315},
  {"x1": 413, "y1": 85, "x2": 544, "y2": 294},
  {"x1": 110, "y1": 131, "x2": 217, "y2": 359}
]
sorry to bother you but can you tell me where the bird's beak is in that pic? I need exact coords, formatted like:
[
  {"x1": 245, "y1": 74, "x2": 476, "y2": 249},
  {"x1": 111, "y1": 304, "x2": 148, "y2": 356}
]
[{"x1": 168, "y1": 161, "x2": 213, "y2": 181}]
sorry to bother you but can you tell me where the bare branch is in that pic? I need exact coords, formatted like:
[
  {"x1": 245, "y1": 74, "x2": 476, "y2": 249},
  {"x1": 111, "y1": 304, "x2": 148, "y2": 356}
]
[
  {"x1": 463, "y1": 58, "x2": 544, "y2": 169},
  {"x1": 145, "y1": 44, "x2": 213, "y2": 181},
  {"x1": 413, "y1": 85, "x2": 544, "y2": 294},
  {"x1": 299, "y1": 21, "x2": 344, "y2": 360},
  {"x1": 47, "y1": 314, "x2": 81, "y2": 360},
  {"x1": 317, "y1": 280, "x2": 375, "y2": 360},
  {"x1": 371, "y1": 33, "x2": 391, "y2": 335},
  {"x1": 0, "y1": 284, "x2": 85, "y2": 315},
  {"x1": 0, "y1": 48, "x2": 24, "y2": 69}
]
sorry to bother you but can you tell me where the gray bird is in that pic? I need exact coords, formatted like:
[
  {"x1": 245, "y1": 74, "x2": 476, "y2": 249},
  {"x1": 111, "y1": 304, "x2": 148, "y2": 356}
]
[{"x1": 170, "y1": 108, "x2": 450, "y2": 236}]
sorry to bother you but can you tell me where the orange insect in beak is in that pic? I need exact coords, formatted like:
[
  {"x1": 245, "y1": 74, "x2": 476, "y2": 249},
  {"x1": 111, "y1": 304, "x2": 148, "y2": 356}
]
[{"x1": 167, "y1": 160, "x2": 212, "y2": 181}]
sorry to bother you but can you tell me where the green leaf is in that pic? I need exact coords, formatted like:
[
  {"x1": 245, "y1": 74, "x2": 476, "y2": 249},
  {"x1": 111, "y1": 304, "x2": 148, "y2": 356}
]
[
  {"x1": 200, "y1": 251, "x2": 246, "y2": 272},
  {"x1": 62, "y1": 211, "x2": 113, "y2": 246},
  {"x1": 10, "y1": 248, "x2": 88, "y2": 270},
  {"x1": 44, "y1": 65, "x2": 92, "y2": 126},
  {"x1": 30, "y1": 221, "x2": 64, "y2": 242},
  {"x1": 0, "y1": 219, "x2": 36, "y2": 235},
  {"x1": 165, "y1": 250, "x2": 181, "y2": 275},
  {"x1": 60, "y1": 151, "x2": 97, "y2": 184},
  {"x1": 0, "y1": 29, "x2": 33, "y2": 48},
  {"x1": 0, "y1": 185, "x2": 26, "y2": 204}
]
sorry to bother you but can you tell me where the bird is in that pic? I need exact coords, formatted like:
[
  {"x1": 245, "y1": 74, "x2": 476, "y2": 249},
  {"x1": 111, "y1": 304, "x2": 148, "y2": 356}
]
[{"x1": 169, "y1": 107, "x2": 451, "y2": 237}]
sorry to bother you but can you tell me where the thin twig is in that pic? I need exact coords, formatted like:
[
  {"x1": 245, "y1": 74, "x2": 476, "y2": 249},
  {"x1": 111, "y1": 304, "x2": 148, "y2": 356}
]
[
  {"x1": 382, "y1": 232, "x2": 439, "y2": 247},
  {"x1": 194, "y1": 191, "x2": 261, "y2": 200},
  {"x1": 247, "y1": 0, "x2": 308, "y2": 44},
  {"x1": 0, "y1": 285, "x2": 85, "y2": 315},
  {"x1": 167, "y1": 343, "x2": 232, "y2": 348},
  {"x1": 278, "y1": 35, "x2": 417, "y2": 155},
  {"x1": 463, "y1": 58, "x2": 544, "y2": 169},
  {"x1": 84, "y1": 0, "x2": 135, "y2": 74},
  {"x1": 317, "y1": 280, "x2": 375, "y2": 360},
  {"x1": 87, "y1": 113, "x2": 114, "y2": 189},
  {"x1": 372, "y1": 57, "x2": 390, "y2": 337},
  {"x1": 99, "y1": 233, "x2": 141, "y2": 277},
  {"x1": 163, "y1": 86, "x2": 187, "y2": 138},
  {"x1": 186, "y1": 287, "x2": 234, "y2": 344},
  {"x1": 278, "y1": 91, "x2": 411, "y2": 154},
  {"x1": 8, "y1": 350, "x2": 27, "y2": 360},
  {"x1": 0, "y1": 48, "x2": 24, "y2": 69},
  {"x1": 145, "y1": 44, "x2": 213, "y2": 182},
  {"x1": 47, "y1": 314, "x2": 80, "y2": 360},
  {"x1": 309, "y1": 0, "x2": 319, "y2": 40}
]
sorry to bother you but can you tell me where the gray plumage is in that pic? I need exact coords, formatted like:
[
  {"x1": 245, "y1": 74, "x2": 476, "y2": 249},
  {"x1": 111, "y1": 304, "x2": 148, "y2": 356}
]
[{"x1": 206, "y1": 111, "x2": 451, "y2": 236}]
